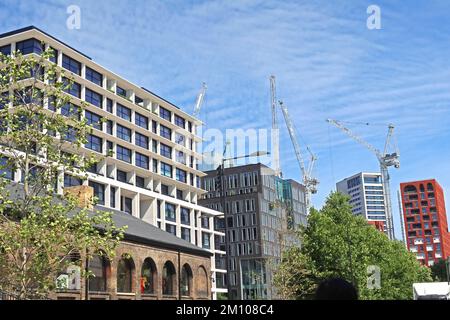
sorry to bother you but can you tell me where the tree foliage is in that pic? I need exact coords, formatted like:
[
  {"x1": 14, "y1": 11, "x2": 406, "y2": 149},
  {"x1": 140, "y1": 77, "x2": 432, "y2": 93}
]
[
  {"x1": 430, "y1": 259, "x2": 449, "y2": 282},
  {"x1": 0, "y1": 47, "x2": 125, "y2": 299},
  {"x1": 273, "y1": 192, "x2": 432, "y2": 300}
]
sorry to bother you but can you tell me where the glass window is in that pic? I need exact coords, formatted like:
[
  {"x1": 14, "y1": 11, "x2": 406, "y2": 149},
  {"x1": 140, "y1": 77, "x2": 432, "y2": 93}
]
[
  {"x1": 116, "y1": 145, "x2": 131, "y2": 163},
  {"x1": 48, "y1": 47, "x2": 58, "y2": 63},
  {"x1": 181, "y1": 207, "x2": 190, "y2": 225},
  {"x1": 202, "y1": 232, "x2": 210, "y2": 249},
  {"x1": 63, "y1": 126, "x2": 77, "y2": 142},
  {"x1": 141, "y1": 258, "x2": 156, "y2": 294},
  {"x1": 175, "y1": 133, "x2": 185, "y2": 146},
  {"x1": 135, "y1": 152, "x2": 149, "y2": 169},
  {"x1": 160, "y1": 143, "x2": 172, "y2": 158},
  {"x1": 85, "y1": 110, "x2": 102, "y2": 130},
  {"x1": 136, "y1": 176, "x2": 145, "y2": 188},
  {"x1": 0, "y1": 44, "x2": 11, "y2": 56},
  {"x1": 62, "y1": 54, "x2": 81, "y2": 75},
  {"x1": 162, "y1": 262, "x2": 176, "y2": 296},
  {"x1": 88, "y1": 254, "x2": 107, "y2": 292},
  {"x1": 160, "y1": 125, "x2": 171, "y2": 140},
  {"x1": 135, "y1": 112, "x2": 148, "y2": 129},
  {"x1": 89, "y1": 181, "x2": 105, "y2": 205},
  {"x1": 176, "y1": 168, "x2": 187, "y2": 183},
  {"x1": 117, "y1": 103, "x2": 131, "y2": 121},
  {"x1": 160, "y1": 162, "x2": 172, "y2": 178},
  {"x1": 106, "y1": 98, "x2": 113, "y2": 113},
  {"x1": 106, "y1": 120, "x2": 113, "y2": 135},
  {"x1": 116, "y1": 86, "x2": 127, "y2": 98},
  {"x1": 61, "y1": 103, "x2": 80, "y2": 119},
  {"x1": 181, "y1": 227, "x2": 191, "y2": 242},
  {"x1": 135, "y1": 132, "x2": 148, "y2": 149},
  {"x1": 110, "y1": 187, "x2": 116, "y2": 208},
  {"x1": 165, "y1": 203, "x2": 176, "y2": 221},
  {"x1": 135, "y1": 96, "x2": 144, "y2": 106},
  {"x1": 165, "y1": 224, "x2": 176, "y2": 236},
  {"x1": 152, "y1": 140, "x2": 158, "y2": 153},
  {"x1": 201, "y1": 216, "x2": 210, "y2": 229},
  {"x1": 121, "y1": 197, "x2": 132, "y2": 214},
  {"x1": 116, "y1": 170, "x2": 127, "y2": 183},
  {"x1": 152, "y1": 120, "x2": 157, "y2": 134},
  {"x1": 159, "y1": 107, "x2": 171, "y2": 121},
  {"x1": 85, "y1": 134, "x2": 102, "y2": 153},
  {"x1": 85, "y1": 67, "x2": 103, "y2": 86},
  {"x1": 176, "y1": 151, "x2": 186, "y2": 165},
  {"x1": 116, "y1": 124, "x2": 131, "y2": 142},
  {"x1": 85, "y1": 88, "x2": 102, "y2": 108},
  {"x1": 63, "y1": 78, "x2": 81, "y2": 98},
  {"x1": 175, "y1": 115, "x2": 185, "y2": 128},
  {"x1": 16, "y1": 38, "x2": 43, "y2": 55},
  {"x1": 161, "y1": 184, "x2": 169, "y2": 196},
  {"x1": 180, "y1": 264, "x2": 192, "y2": 296},
  {"x1": 117, "y1": 257, "x2": 133, "y2": 293},
  {"x1": 0, "y1": 157, "x2": 14, "y2": 180}
]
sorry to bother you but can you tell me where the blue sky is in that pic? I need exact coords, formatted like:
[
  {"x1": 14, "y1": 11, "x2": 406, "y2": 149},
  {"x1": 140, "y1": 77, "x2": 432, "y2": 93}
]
[{"x1": 0, "y1": 0, "x2": 449, "y2": 240}]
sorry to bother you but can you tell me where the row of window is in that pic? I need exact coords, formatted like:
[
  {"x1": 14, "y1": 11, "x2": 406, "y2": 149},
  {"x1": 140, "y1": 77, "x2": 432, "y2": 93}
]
[{"x1": 2, "y1": 38, "x2": 195, "y2": 131}]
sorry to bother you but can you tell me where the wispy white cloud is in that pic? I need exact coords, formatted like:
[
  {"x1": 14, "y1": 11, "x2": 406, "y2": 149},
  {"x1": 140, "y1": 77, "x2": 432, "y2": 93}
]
[{"x1": 0, "y1": 0, "x2": 449, "y2": 240}]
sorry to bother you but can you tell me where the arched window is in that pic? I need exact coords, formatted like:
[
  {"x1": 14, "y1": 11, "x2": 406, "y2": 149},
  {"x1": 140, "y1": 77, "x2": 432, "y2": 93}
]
[
  {"x1": 404, "y1": 185, "x2": 417, "y2": 193},
  {"x1": 162, "y1": 261, "x2": 176, "y2": 296},
  {"x1": 420, "y1": 184, "x2": 425, "y2": 192},
  {"x1": 427, "y1": 183, "x2": 434, "y2": 192},
  {"x1": 89, "y1": 254, "x2": 108, "y2": 292},
  {"x1": 117, "y1": 255, "x2": 134, "y2": 293},
  {"x1": 141, "y1": 258, "x2": 157, "y2": 294},
  {"x1": 197, "y1": 266, "x2": 209, "y2": 298},
  {"x1": 180, "y1": 264, "x2": 193, "y2": 297}
]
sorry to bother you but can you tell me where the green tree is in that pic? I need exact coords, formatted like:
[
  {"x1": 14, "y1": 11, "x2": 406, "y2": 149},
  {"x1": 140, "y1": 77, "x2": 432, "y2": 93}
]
[
  {"x1": 273, "y1": 192, "x2": 431, "y2": 300},
  {"x1": 430, "y1": 259, "x2": 449, "y2": 282},
  {"x1": 0, "y1": 46, "x2": 125, "y2": 299}
]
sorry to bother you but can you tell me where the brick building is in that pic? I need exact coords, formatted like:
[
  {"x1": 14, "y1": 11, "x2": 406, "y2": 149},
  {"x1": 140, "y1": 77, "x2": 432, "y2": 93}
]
[
  {"x1": 53, "y1": 207, "x2": 212, "y2": 300},
  {"x1": 400, "y1": 179, "x2": 449, "y2": 266}
]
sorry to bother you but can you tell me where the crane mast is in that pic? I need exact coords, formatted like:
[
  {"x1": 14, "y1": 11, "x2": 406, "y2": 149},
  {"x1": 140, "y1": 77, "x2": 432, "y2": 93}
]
[
  {"x1": 279, "y1": 101, "x2": 318, "y2": 210},
  {"x1": 270, "y1": 76, "x2": 281, "y2": 177},
  {"x1": 193, "y1": 82, "x2": 207, "y2": 118},
  {"x1": 326, "y1": 119, "x2": 400, "y2": 240}
]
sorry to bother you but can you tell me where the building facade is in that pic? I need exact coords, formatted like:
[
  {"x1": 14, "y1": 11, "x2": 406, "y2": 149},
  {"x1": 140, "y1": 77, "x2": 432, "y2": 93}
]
[
  {"x1": 336, "y1": 172, "x2": 387, "y2": 234},
  {"x1": 0, "y1": 26, "x2": 226, "y2": 298},
  {"x1": 54, "y1": 206, "x2": 212, "y2": 300},
  {"x1": 199, "y1": 163, "x2": 307, "y2": 300},
  {"x1": 400, "y1": 179, "x2": 449, "y2": 266}
]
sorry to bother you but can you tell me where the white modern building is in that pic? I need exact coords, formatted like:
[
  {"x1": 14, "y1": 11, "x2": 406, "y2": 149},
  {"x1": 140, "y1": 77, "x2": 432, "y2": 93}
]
[
  {"x1": 336, "y1": 172, "x2": 387, "y2": 233},
  {"x1": 0, "y1": 26, "x2": 227, "y2": 299}
]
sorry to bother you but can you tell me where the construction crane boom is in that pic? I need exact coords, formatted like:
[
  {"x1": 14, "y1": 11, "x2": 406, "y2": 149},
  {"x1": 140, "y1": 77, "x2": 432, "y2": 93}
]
[
  {"x1": 270, "y1": 76, "x2": 281, "y2": 177},
  {"x1": 326, "y1": 119, "x2": 400, "y2": 240},
  {"x1": 280, "y1": 101, "x2": 318, "y2": 210},
  {"x1": 193, "y1": 82, "x2": 207, "y2": 118}
]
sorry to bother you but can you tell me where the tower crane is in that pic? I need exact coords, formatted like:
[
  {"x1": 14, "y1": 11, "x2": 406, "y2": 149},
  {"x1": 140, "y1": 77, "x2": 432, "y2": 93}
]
[
  {"x1": 270, "y1": 75, "x2": 281, "y2": 177},
  {"x1": 279, "y1": 101, "x2": 319, "y2": 211},
  {"x1": 192, "y1": 82, "x2": 207, "y2": 118},
  {"x1": 326, "y1": 119, "x2": 400, "y2": 240}
]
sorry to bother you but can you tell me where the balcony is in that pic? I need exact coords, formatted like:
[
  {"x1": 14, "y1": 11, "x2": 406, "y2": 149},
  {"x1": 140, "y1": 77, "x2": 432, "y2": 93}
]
[{"x1": 416, "y1": 253, "x2": 425, "y2": 259}]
